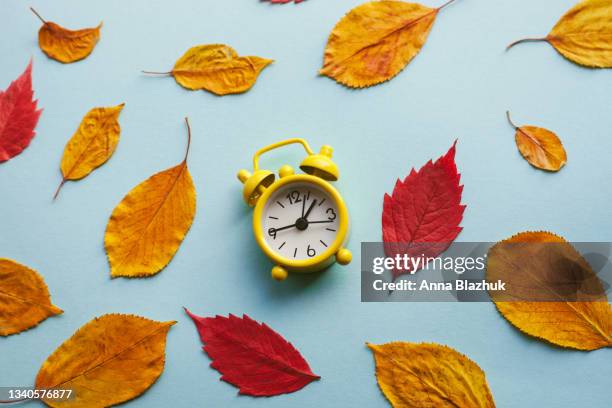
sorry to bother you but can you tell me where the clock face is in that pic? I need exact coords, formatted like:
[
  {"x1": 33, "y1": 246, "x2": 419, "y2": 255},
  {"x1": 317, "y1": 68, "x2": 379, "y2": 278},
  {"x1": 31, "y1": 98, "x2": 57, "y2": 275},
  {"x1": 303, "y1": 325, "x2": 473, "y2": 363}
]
[{"x1": 261, "y1": 182, "x2": 341, "y2": 261}]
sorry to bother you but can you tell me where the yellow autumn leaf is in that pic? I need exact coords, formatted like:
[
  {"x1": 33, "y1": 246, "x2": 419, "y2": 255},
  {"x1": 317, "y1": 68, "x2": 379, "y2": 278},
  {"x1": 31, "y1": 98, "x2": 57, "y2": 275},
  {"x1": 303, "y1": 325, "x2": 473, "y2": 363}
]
[
  {"x1": 35, "y1": 314, "x2": 175, "y2": 408},
  {"x1": 143, "y1": 44, "x2": 273, "y2": 96},
  {"x1": 104, "y1": 118, "x2": 196, "y2": 278},
  {"x1": 320, "y1": 0, "x2": 457, "y2": 88},
  {"x1": 487, "y1": 231, "x2": 612, "y2": 351},
  {"x1": 505, "y1": 111, "x2": 567, "y2": 172},
  {"x1": 0, "y1": 258, "x2": 62, "y2": 336},
  {"x1": 54, "y1": 104, "x2": 125, "y2": 200},
  {"x1": 31, "y1": 8, "x2": 101, "y2": 64},
  {"x1": 507, "y1": 0, "x2": 612, "y2": 68},
  {"x1": 368, "y1": 342, "x2": 495, "y2": 408}
]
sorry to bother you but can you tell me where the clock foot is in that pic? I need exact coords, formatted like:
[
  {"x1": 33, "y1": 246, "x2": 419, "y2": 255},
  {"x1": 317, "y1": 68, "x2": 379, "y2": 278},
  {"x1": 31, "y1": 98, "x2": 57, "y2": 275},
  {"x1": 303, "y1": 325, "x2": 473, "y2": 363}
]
[
  {"x1": 336, "y1": 248, "x2": 352, "y2": 265},
  {"x1": 271, "y1": 265, "x2": 288, "y2": 281}
]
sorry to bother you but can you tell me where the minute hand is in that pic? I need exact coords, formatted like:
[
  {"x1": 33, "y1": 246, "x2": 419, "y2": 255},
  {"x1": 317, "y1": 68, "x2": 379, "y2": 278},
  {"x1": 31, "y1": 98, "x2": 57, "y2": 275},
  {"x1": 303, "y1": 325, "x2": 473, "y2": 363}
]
[
  {"x1": 306, "y1": 220, "x2": 333, "y2": 224},
  {"x1": 303, "y1": 199, "x2": 317, "y2": 220}
]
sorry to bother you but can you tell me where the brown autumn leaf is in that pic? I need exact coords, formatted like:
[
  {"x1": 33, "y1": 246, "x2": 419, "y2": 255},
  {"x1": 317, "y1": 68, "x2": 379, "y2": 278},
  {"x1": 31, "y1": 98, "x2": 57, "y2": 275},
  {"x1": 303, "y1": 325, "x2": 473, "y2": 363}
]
[
  {"x1": 104, "y1": 118, "x2": 196, "y2": 278},
  {"x1": 487, "y1": 231, "x2": 612, "y2": 351},
  {"x1": 368, "y1": 342, "x2": 495, "y2": 408},
  {"x1": 54, "y1": 104, "x2": 124, "y2": 200},
  {"x1": 506, "y1": 111, "x2": 567, "y2": 172},
  {"x1": 35, "y1": 314, "x2": 175, "y2": 407},
  {"x1": 0, "y1": 258, "x2": 62, "y2": 336},
  {"x1": 507, "y1": 0, "x2": 612, "y2": 68},
  {"x1": 30, "y1": 8, "x2": 101, "y2": 64},
  {"x1": 143, "y1": 44, "x2": 273, "y2": 96},
  {"x1": 320, "y1": 0, "x2": 457, "y2": 88}
]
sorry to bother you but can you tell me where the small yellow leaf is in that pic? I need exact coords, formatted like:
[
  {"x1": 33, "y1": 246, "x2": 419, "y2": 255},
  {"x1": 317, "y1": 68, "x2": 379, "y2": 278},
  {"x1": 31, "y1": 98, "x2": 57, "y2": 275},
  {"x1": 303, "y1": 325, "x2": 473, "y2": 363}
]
[
  {"x1": 368, "y1": 342, "x2": 495, "y2": 408},
  {"x1": 54, "y1": 104, "x2": 125, "y2": 200},
  {"x1": 31, "y1": 8, "x2": 101, "y2": 64},
  {"x1": 104, "y1": 118, "x2": 196, "y2": 278},
  {"x1": 0, "y1": 258, "x2": 62, "y2": 336},
  {"x1": 144, "y1": 44, "x2": 273, "y2": 96},
  {"x1": 320, "y1": 0, "x2": 456, "y2": 88},
  {"x1": 487, "y1": 231, "x2": 612, "y2": 351},
  {"x1": 506, "y1": 111, "x2": 567, "y2": 172},
  {"x1": 35, "y1": 314, "x2": 175, "y2": 408},
  {"x1": 507, "y1": 0, "x2": 612, "y2": 68}
]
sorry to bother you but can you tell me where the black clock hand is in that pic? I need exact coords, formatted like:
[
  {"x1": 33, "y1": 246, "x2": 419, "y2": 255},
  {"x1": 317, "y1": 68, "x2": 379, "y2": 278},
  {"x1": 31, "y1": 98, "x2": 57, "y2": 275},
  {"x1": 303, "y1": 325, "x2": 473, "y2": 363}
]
[
  {"x1": 301, "y1": 192, "x2": 307, "y2": 217},
  {"x1": 306, "y1": 220, "x2": 334, "y2": 224},
  {"x1": 269, "y1": 223, "x2": 296, "y2": 234},
  {"x1": 303, "y1": 199, "x2": 317, "y2": 220}
]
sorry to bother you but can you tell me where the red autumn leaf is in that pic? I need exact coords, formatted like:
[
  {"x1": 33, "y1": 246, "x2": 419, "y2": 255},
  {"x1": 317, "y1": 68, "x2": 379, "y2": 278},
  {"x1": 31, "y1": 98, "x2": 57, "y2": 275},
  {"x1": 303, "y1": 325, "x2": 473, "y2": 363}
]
[
  {"x1": 0, "y1": 60, "x2": 43, "y2": 163},
  {"x1": 382, "y1": 141, "x2": 465, "y2": 280},
  {"x1": 185, "y1": 308, "x2": 319, "y2": 397}
]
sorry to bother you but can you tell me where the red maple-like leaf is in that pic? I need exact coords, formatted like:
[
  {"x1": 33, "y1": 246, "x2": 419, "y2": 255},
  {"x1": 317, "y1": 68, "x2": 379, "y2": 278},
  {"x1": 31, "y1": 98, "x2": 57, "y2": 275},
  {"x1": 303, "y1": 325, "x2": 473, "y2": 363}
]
[
  {"x1": 382, "y1": 141, "x2": 465, "y2": 280},
  {"x1": 0, "y1": 60, "x2": 43, "y2": 163},
  {"x1": 185, "y1": 308, "x2": 319, "y2": 396}
]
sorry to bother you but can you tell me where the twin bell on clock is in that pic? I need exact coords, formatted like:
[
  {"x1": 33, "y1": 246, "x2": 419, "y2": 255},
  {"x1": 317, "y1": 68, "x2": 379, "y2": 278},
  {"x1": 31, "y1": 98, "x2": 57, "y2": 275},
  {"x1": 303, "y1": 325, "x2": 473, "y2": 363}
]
[{"x1": 237, "y1": 138, "x2": 352, "y2": 281}]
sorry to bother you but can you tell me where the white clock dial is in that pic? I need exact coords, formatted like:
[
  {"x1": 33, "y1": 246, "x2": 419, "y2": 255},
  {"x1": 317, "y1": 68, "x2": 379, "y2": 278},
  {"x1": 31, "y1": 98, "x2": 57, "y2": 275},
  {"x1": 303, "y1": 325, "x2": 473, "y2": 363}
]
[{"x1": 262, "y1": 182, "x2": 340, "y2": 261}]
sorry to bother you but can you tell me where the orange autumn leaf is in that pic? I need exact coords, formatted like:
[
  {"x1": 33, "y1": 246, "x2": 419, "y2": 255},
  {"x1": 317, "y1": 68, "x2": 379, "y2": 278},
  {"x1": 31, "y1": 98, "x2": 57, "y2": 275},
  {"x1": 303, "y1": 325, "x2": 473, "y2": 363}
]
[
  {"x1": 368, "y1": 342, "x2": 495, "y2": 408},
  {"x1": 144, "y1": 44, "x2": 273, "y2": 96},
  {"x1": 36, "y1": 314, "x2": 175, "y2": 407},
  {"x1": 104, "y1": 118, "x2": 196, "y2": 278},
  {"x1": 0, "y1": 258, "x2": 62, "y2": 336},
  {"x1": 30, "y1": 8, "x2": 101, "y2": 64},
  {"x1": 487, "y1": 231, "x2": 612, "y2": 351},
  {"x1": 506, "y1": 111, "x2": 567, "y2": 172},
  {"x1": 54, "y1": 104, "x2": 124, "y2": 200},
  {"x1": 320, "y1": 0, "x2": 457, "y2": 88}
]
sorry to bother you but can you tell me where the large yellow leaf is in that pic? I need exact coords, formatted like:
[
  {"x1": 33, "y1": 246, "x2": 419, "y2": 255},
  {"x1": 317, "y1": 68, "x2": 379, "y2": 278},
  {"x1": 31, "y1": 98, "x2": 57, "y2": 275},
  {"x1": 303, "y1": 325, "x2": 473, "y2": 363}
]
[
  {"x1": 0, "y1": 258, "x2": 62, "y2": 336},
  {"x1": 143, "y1": 44, "x2": 273, "y2": 96},
  {"x1": 54, "y1": 104, "x2": 124, "y2": 200},
  {"x1": 368, "y1": 342, "x2": 495, "y2": 408},
  {"x1": 104, "y1": 118, "x2": 196, "y2": 278},
  {"x1": 35, "y1": 314, "x2": 175, "y2": 408},
  {"x1": 320, "y1": 0, "x2": 457, "y2": 88},
  {"x1": 507, "y1": 0, "x2": 612, "y2": 68},
  {"x1": 506, "y1": 111, "x2": 567, "y2": 172},
  {"x1": 487, "y1": 231, "x2": 612, "y2": 351},
  {"x1": 31, "y1": 8, "x2": 101, "y2": 64}
]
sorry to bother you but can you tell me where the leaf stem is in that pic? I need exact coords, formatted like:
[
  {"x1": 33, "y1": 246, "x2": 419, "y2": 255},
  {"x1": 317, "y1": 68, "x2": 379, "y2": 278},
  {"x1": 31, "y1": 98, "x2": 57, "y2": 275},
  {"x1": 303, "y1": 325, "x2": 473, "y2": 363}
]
[
  {"x1": 53, "y1": 178, "x2": 66, "y2": 201},
  {"x1": 506, "y1": 37, "x2": 547, "y2": 51},
  {"x1": 183, "y1": 117, "x2": 192, "y2": 163},
  {"x1": 141, "y1": 70, "x2": 172, "y2": 76},
  {"x1": 29, "y1": 7, "x2": 46, "y2": 24},
  {"x1": 506, "y1": 111, "x2": 518, "y2": 129},
  {"x1": 0, "y1": 397, "x2": 32, "y2": 404},
  {"x1": 437, "y1": 0, "x2": 457, "y2": 11}
]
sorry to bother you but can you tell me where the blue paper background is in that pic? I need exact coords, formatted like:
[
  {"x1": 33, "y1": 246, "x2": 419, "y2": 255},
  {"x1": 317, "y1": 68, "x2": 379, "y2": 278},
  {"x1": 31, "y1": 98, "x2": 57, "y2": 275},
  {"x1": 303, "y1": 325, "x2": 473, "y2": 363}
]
[{"x1": 1, "y1": 0, "x2": 612, "y2": 406}]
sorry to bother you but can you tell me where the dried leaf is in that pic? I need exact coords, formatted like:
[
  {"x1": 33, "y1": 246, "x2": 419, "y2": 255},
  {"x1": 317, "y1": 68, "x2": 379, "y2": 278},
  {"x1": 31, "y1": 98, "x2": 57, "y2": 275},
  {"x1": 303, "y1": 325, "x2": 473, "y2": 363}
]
[
  {"x1": 104, "y1": 118, "x2": 196, "y2": 278},
  {"x1": 144, "y1": 44, "x2": 273, "y2": 96},
  {"x1": 35, "y1": 314, "x2": 175, "y2": 407},
  {"x1": 31, "y1": 8, "x2": 101, "y2": 64},
  {"x1": 487, "y1": 231, "x2": 612, "y2": 351},
  {"x1": 382, "y1": 142, "x2": 465, "y2": 280},
  {"x1": 506, "y1": 111, "x2": 567, "y2": 172},
  {"x1": 185, "y1": 308, "x2": 320, "y2": 396},
  {"x1": 320, "y1": 0, "x2": 457, "y2": 88},
  {"x1": 0, "y1": 60, "x2": 43, "y2": 163},
  {"x1": 54, "y1": 104, "x2": 125, "y2": 200},
  {"x1": 507, "y1": 0, "x2": 612, "y2": 68},
  {"x1": 368, "y1": 342, "x2": 495, "y2": 408},
  {"x1": 0, "y1": 258, "x2": 62, "y2": 336}
]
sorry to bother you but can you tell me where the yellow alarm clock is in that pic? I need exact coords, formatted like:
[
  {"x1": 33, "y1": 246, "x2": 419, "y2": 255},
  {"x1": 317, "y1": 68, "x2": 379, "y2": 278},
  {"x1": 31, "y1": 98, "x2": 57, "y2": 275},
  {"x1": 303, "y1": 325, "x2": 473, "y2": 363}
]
[{"x1": 237, "y1": 138, "x2": 352, "y2": 281}]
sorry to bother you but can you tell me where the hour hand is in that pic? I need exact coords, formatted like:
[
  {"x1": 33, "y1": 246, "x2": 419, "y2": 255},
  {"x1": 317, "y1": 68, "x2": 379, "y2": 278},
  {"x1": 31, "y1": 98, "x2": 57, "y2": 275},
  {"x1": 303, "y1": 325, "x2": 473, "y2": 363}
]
[{"x1": 303, "y1": 199, "x2": 317, "y2": 220}]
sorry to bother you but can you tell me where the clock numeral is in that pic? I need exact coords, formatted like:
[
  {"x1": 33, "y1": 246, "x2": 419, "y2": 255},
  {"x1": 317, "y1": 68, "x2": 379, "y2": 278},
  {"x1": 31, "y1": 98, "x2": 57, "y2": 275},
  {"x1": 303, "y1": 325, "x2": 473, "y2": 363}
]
[
  {"x1": 286, "y1": 190, "x2": 302, "y2": 205},
  {"x1": 268, "y1": 228, "x2": 277, "y2": 239},
  {"x1": 326, "y1": 208, "x2": 337, "y2": 221},
  {"x1": 307, "y1": 244, "x2": 316, "y2": 257}
]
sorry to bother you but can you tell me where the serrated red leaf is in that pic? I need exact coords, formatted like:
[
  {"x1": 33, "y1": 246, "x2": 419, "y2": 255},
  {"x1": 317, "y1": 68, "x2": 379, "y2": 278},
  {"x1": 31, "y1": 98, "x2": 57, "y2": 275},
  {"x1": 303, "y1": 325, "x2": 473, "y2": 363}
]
[
  {"x1": 185, "y1": 308, "x2": 319, "y2": 397},
  {"x1": 382, "y1": 141, "x2": 465, "y2": 280},
  {"x1": 0, "y1": 60, "x2": 43, "y2": 163}
]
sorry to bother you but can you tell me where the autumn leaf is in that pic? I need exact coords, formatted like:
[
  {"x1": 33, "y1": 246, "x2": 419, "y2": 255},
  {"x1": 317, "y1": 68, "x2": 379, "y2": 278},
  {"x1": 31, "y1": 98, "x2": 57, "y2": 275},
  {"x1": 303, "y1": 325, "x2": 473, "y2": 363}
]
[
  {"x1": 382, "y1": 142, "x2": 465, "y2": 280},
  {"x1": 507, "y1": 0, "x2": 612, "y2": 68},
  {"x1": 0, "y1": 60, "x2": 42, "y2": 163},
  {"x1": 0, "y1": 259, "x2": 62, "y2": 336},
  {"x1": 368, "y1": 342, "x2": 495, "y2": 408},
  {"x1": 35, "y1": 314, "x2": 174, "y2": 407},
  {"x1": 487, "y1": 231, "x2": 612, "y2": 351},
  {"x1": 320, "y1": 0, "x2": 457, "y2": 88},
  {"x1": 104, "y1": 118, "x2": 196, "y2": 278},
  {"x1": 143, "y1": 44, "x2": 273, "y2": 96},
  {"x1": 54, "y1": 104, "x2": 125, "y2": 200},
  {"x1": 30, "y1": 8, "x2": 101, "y2": 64},
  {"x1": 185, "y1": 308, "x2": 320, "y2": 396},
  {"x1": 506, "y1": 111, "x2": 567, "y2": 172}
]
